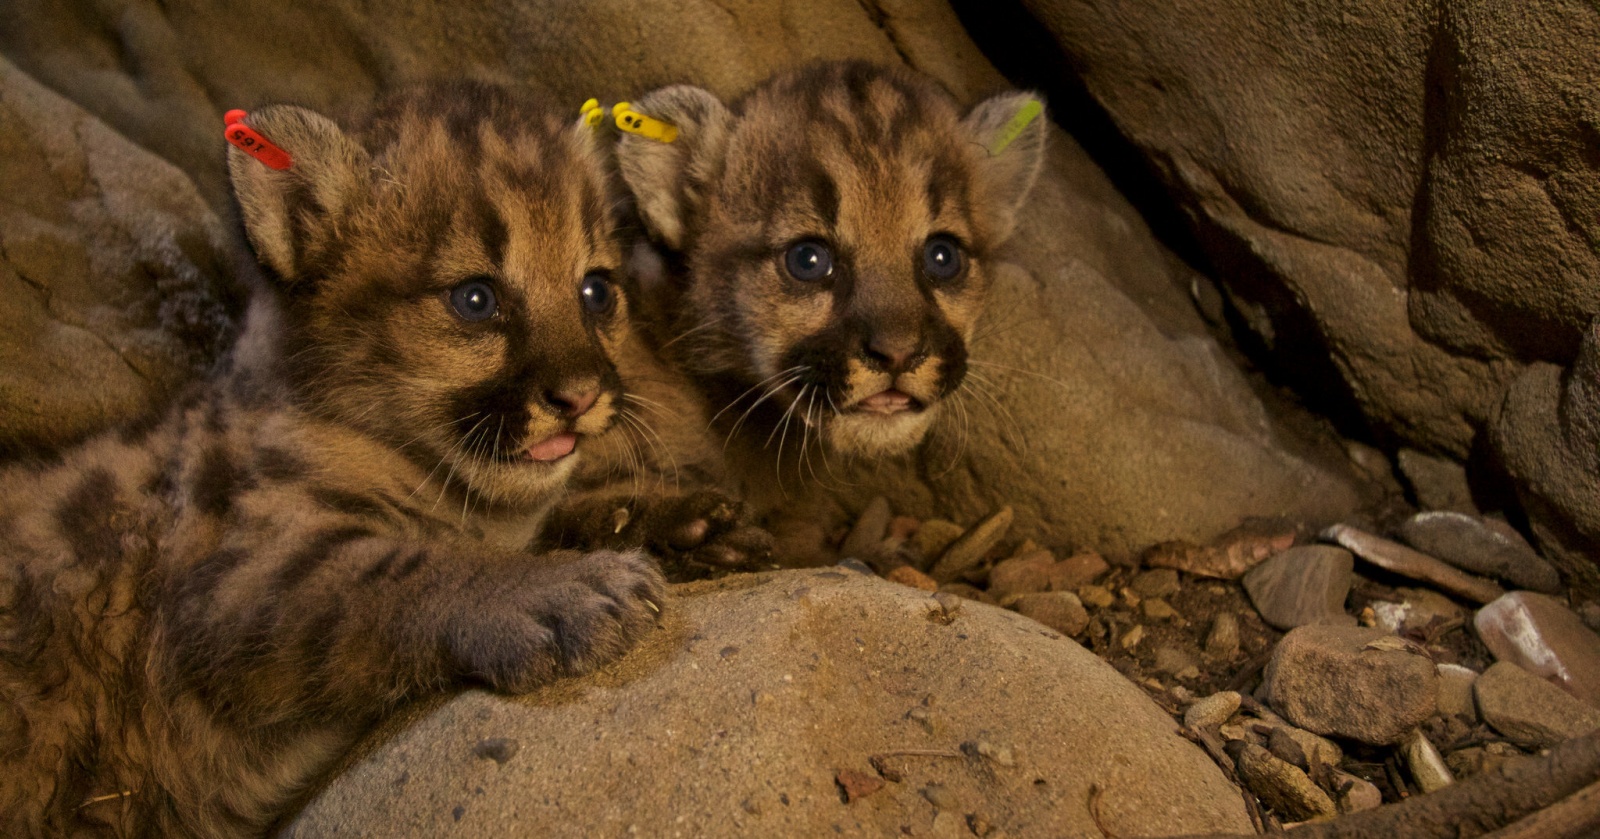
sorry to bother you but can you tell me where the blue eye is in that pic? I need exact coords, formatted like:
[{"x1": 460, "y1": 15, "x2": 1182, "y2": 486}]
[
  {"x1": 581, "y1": 272, "x2": 615, "y2": 315},
  {"x1": 784, "y1": 241, "x2": 834, "y2": 282},
  {"x1": 449, "y1": 278, "x2": 497, "y2": 322},
  {"x1": 923, "y1": 235, "x2": 963, "y2": 282}
]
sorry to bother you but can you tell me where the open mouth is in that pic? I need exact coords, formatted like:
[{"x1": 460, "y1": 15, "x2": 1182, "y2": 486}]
[
  {"x1": 853, "y1": 389, "x2": 923, "y2": 416},
  {"x1": 523, "y1": 431, "x2": 579, "y2": 462}
]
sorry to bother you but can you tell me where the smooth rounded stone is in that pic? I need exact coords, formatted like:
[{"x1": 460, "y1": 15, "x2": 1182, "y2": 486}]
[
  {"x1": 1398, "y1": 511, "x2": 1561, "y2": 593},
  {"x1": 1131, "y1": 568, "x2": 1180, "y2": 599},
  {"x1": 929, "y1": 507, "x2": 1014, "y2": 584},
  {"x1": 1120, "y1": 625, "x2": 1146, "y2": 650},
  {"x1": 1400, "y1": 730, "x2": 1454, "y2": 793},
  {"x1": 1396, "y1": 450, "x2": 1477, "y2": 515},
  {"x1": 1142, "y1": 598, "x2": 1179, "y2": 622},
  {"x1": 1233, "y1": 743, "x2": 1338, "y2": 822},
  {"x1": 1436, "y1": 663, "x2": 1480, "y2": 720},
  {"x1": 286, "y1": 571, "x2": 1252, "y2": 837},
  {"x1": 1242, "y1": 546, "x2": 1356, "y2": 630},
  {"x1": 886, "y1": 565, "x2": 939, "y2": 592},
  {"x1": 1046, "y1": 552, "x2": 1108, "y2": 591},
  {"x1": 912, "y1": 520, "x2": 967, "y2": 564},
  {"x1": 1185, "y1": 691, "x2": 1242, "y2": 730},
  {"x1": 1474, "y1": 661, "x2": 1600, "y2": 749},
  {"x1": 1204, "y1": 613, "x2": 1241, "y2": 660},
  {"x1": 987, "y1": 551, "x2": 1055, "y2": 602},
  {"x1": 1011, "y1": 591, "x2": 1090, "y2": 637},
  {"x1": 1370, "y1": 587, "x2": 1467, "y2": 636},
  {"x1": 1079, "y1": 585, "x2": 1115, "y2": 609},
  {"x1": 840, "y1": 496, "x2": 892, "y2": 561},
  {"x1": 1262, "y1": 625, "x2": 1439, "y2": 745},
  {"x1": 1153, "y1": 646, "x2": 1199, "y2": 678},
  {"x1": 1475, "y1": 591, "x2": 1600, "y2": 707},
  {"x1": 1323, "y1": 524, "x2": 1505, "y2": 604},
  {"x1": 1258, "y1": 724, "x2": 1343, "y2": 770},
  {"x1": 1330, "y1": 770, "x2": 1383, "y2": 814}
]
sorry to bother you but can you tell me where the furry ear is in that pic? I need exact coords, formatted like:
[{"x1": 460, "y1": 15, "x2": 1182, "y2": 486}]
[
  {"x1": 962, "y1": 92, "x2": 1048, "y2": 245},
  {"x1": 227, "y1": 106, "x2": 370, "y2": 283},
  {"x1": 613, "y1": 86, "x2": 731, "y2": 251}
]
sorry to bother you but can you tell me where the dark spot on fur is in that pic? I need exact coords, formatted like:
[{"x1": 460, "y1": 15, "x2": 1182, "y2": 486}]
[
  {"x1": 276, "y1": 526, "x2": 375, "y2": 591},
  {"x1": 308, "y1": 486, "x2": 390, "y2": 519},
  {"x1": 193, "y1": 444, "x2": 250, "y2": 518},
  {"x1": 388, "y1": 549, "x2": 428, "y2": 581},
  {"x1": 255, "y1": 447, "x2": 308, "y2": 483},
  {"x1": 54, "y1": 468, "x2": 123, "y2": 567},
  {"x1": 360, "y1": 547, "x2": 405, "y2": 583}
]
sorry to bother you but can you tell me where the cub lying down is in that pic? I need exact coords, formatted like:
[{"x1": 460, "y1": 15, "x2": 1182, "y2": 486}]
[
  {"x1": 552, "y1": 61, "x2": 1047, "y2": 567},
  {"x1": 0, "y1": 84, "x2": 671, "y2": 839}
]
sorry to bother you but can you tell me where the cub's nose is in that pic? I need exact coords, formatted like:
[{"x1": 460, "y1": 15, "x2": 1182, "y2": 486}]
[
  {"x1": 863, "y1": 332, "x2": 926, "y2": 374},
  {"x1": 546, "y1": 387, "x2": 600, "y2": 418}
]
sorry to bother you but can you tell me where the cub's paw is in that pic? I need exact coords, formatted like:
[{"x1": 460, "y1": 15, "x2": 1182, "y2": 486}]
[
  {"x1": 631, "y1": 489, "x2": 774, "y2": 571},
  {"x1": 446, "y1": 550, "x2": 665, "y2": 693}
]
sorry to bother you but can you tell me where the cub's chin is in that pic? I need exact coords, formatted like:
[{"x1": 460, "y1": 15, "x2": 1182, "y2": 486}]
[
  {"x1": 453, "y1": 446, "x2": 583, "y2": 509},
  {"x1": 825, "y1": 405, "x2": 939, "y2": 458}
]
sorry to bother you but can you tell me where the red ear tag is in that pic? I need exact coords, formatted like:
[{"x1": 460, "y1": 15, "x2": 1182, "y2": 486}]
[{"x1": 223, "y1": 111, "x2": 293, "y2": 170}]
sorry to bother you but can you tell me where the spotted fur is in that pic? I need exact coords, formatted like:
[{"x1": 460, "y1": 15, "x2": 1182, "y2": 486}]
[
  {"x1": 0, "y1": 83, "x2": 665, "y2": 838},
  {"x1": 587, "y1": 62, "x2": 1046, "y2": 563}
]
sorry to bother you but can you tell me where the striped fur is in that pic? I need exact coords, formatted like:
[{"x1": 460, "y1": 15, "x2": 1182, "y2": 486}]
[
  {"x1": 596, "y1": 62, "x2": 1046, "y2": 562},
  {"x1": 0, "y1": 83, "x2": 665, "y2": 838}
]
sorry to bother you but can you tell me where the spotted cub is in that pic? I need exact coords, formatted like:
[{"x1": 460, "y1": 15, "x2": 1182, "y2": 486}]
[
  {"x1": 0, "y1": 84, "x2": 665, "y2": 838},
  {"x1": 555, "y1": 62, "x2": 1046, "y2": 565}
]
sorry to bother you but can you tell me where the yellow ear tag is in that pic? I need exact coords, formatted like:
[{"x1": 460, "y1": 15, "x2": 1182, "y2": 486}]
[
  {"x1": 986, "y1": 98, "x2": 1043, "y2": 157},
  {"x1": 579, "y1": 98, "x2": 604, "y2": 128},
  {"x1": 613, "y1": 102, "x2": 679, "y2": 143}
]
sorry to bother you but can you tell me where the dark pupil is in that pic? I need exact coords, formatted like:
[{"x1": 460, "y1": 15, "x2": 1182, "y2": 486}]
[
  {"x1": 582, "y1": 275, "x2": 612, "y2": 313},
  {"x1": 451, "y1": 281, "x2": 496, "y2": 321},
  {"x1": 931, "y1": 245, "x2": 951, "y2": 266},
  {"x1": 786, "y1": 242, "x2": 832, "y2": 281},
  {"x1": 925, "y1": 238, "x2": 961, "y2": 280}
]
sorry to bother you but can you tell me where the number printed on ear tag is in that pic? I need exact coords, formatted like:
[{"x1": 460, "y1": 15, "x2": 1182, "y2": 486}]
[{"x1": 223, "y1": 111, "x2": 293, "y2": 170}]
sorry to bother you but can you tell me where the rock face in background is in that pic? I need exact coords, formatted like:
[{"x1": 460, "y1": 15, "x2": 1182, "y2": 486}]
[
  {"x1": 0, "y1": 0, "x2": 1365, "y2": 554},
  {"x1": 0, "y1": 56, "x2": 234, "y2": 454},
  {"x1": 1012, "y1": 0, "x2": 1600, "y2": 584},
  {"x1": 287, "y1": 570, "x2": 1252, "y2": 836}
]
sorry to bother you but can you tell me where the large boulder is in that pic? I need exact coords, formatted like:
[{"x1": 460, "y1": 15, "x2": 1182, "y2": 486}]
[
  {"x1": 0, "y1": 0, "x2": 1364, "y2": 552},
  {"x1": 0, "y1": 56, "x2": 234, "y2": 454},
  {"x1": 285, "y1": 569, "x2": 1252, "y2": 836},
  {"x1": 1011, "y1": 0, "x2": 1600, "y2": 580}
]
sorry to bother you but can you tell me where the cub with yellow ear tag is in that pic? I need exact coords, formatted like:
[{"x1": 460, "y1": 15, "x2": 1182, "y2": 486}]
[{"x1": 554, "y1": 61, "x2": 1048, "y2": 567}]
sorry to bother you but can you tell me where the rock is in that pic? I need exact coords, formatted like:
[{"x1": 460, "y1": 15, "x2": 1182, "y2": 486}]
[
  {"x1": 987, "y1": 551, "x2": 1055, "y2": 602},
  {"x1": 1130, "y1": 568, "x2": 1180, "y2": 599},
  {"x1": 1045, "y1": 552, "x2": 1108, "y2": 591},
  {"x1": 1435, "y1": 663, "x2": 1480, "y2": 720},
  {"x1": 1475, "y1": 591, "x2": 1600, "y2": 707},
  {"x1": 1204, "y1": 613, "x2": 1241, "y2": 661},
  {"x1": 835, "y1": 768, "x2": 885, "y2": 802},
  {"x1": 1012, "y1": 591, "x2": 1090, "y2": 637},
  {"x1": 1323, "y1": 524, "x2": 1505, "y2": 604},
  {"x1": 1400, "y1": 730, "x2": 1453, "y2": 794},
  {"x1": 1330, "y1": 770, "x2": 1383, "y2": 814},
  {"x1": 885, "y1": 565, "x2": 939, "y2": 592},
  {"x1": 0, "y1": 56, "x2": 234, "y2": 452},
  {"x1": 1233, "y1": 743, "x2": 1338, "y2": 822},
  {"x1": 1079, "y1": 585, "x2": 1115, "y2": 609},
  {"x1": 912, "y1": 520, "x2": 967, "y2": 564},
  {"x1": 929, "y1": 507, "x2": 1014, "y2": 584},
  {"x1": 1185, "y1": 692, "x2": 1242, "y2": 730},
  {"x1": 1395, "y1": 450, "x2": 1477, "y2": 516},
  {"x1": 1153, "y1": 646, "x2": 1198, "y2": 678},
  {"x1": 1241, "y1": 546, "x2": 1355, "y2": 630},
  {"x1": 1370, "y1": 587, "x2": 1466, "y2": 636},
  {"x1": 1446, "y1": 743, "x2": 1519, "y2": 781},
  {"x1": 1475, "y1": 661, "x2": 1600, "y2": 749},
  {"x1": 1264, "y1": 727, "x2": 1307, "y2": 771},
  {"x1": 1142, "y1": 598, "x2": 1179, "y2": 622},
  {"x1": 1580, "y1": 601, "x2": 1600, "y2": 634},
  {"x1": 840, "y1": 496, "x2": 892, "y2": 561},
  {"x1": 1397, "y1": 511, "x2": 1561, "y2": 593},
  {"x1": 287, "y1": 570, "x2": 1252, "y2": 835},
  {"x1": 1262, "y1": 625, "x2": 1439, "y2": 745},
  {"x1": 1120, "y1": 625, "x2": 1146, "y2": 650},
  {"x1": 1264, "y1": 725, "x2": 1342, "y2": 771}
]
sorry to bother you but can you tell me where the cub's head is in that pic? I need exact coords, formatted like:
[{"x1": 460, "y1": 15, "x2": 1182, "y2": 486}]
[
  {"x1": 617, "y1": 61, "x2": 1045, "y2": 458},
  {"x1": 228, "y1": 83, "x2": 627, "y2": 507}
]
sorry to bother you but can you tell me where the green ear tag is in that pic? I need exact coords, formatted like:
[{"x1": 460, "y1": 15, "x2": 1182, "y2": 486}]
[{"x1": 986, "y1": 99, "x2": 1043, "y2": 157}]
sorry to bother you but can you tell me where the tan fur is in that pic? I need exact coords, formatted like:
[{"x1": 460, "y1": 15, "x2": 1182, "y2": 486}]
[{"x1": 0, "y1": 83, "x2": 665, "y2": 838}]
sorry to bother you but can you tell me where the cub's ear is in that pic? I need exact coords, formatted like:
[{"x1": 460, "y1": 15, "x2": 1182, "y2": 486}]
[
  {"x1": 227, "y1": 106, "x2": 370, "y2": 283},
  {"x1": 613, "y1": 86, "x2": 731, "y2": 251},
  {"x1": 962, "y1": 92, "x2": 1048, "y2": 245}
]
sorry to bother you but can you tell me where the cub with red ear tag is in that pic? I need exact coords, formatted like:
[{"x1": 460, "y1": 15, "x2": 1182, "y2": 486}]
[{"x1": 549, "y1": 61, "x2": 1048, "y2": 567}]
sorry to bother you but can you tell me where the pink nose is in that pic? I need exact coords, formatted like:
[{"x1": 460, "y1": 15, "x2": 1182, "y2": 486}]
[{"x1": 547, "y1": 389, "x2": 599, "y2": 418}]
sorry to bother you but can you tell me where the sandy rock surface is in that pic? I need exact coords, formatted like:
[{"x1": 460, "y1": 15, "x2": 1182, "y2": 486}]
[{"x1": 284, "y1": 569, "x2": 1252, "y2": 837}]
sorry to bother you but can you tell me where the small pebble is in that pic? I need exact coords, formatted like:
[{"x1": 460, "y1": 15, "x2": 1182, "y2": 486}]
[
  {"x1": 886, "y1": 565, "x2": 939, "y2": 592},
  {"x1": 1012, "y1": 592, "x2": 1089, "y2": 637},
  {"x1": 1047, "y1": 552, "x2": 1109, "y2": 591},
  {"x1": 1142, "y1": 598, "x2": 1179, "y2": 622},
  {"x1": 912, "y1": 519, "x2": 966, "y2": 563},
  {"x1": 921, "y1": 782, "x2": 961, "y2": 810},
  {"x1": 1130, "y1": 568, "x2": 1180, "y2": 599},
  {"x1": 1078, "y1": 585, "x2": 1114, "y2": 609},
  {"x1": 1205, "y1": 613, "x2": 1241, "y2": 660},
  {"x1": 1400, "y1": 729, "x2": 1453, "y2": 793},
  {"x1": 1234, "y1": 742, "x2": 1337, "y2": 821},
  {"x1": 1435, "y1": 663, "x2": 1479, "y2": 720},
  {"x1": 928, "y1": 507, "x2": 1013, "y2": 584},
  {"x1": 988, "y1": 551, "x2": 1056, "y2": 601},
  {"x1": 1120, "y1": 625, "x2": 1145, "y2": 649},
  {"x1": 1241, "y1": 545, "x2": 1355, "y2": 630},
  {"x1": 840, "y1": 496, "x2": 891, "y2": 561},
  {"x1": 1153, "y1": 645, "x2": 1198, "y2": 677},
  {"x1": 1120, "y1": 587, "x2": 1142, "y2": 608},
  {"x1": 1330, "y1": 769, "x2": 1383, "y2": 813},
  {"x1": 1185, "y1": 691, "x2": 1242, "y2": 729}
]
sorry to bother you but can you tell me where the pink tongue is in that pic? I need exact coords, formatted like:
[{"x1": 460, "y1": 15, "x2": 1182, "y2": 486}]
[
  {"x1": 527, "y1": 432, "x2": 578, "y2": 462},
  {"x1": 861, "y1": 390, "x2": 914, "y2": 414}
]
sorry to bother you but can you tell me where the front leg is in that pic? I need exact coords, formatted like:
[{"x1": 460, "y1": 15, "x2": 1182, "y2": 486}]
[
  {"x1": 539, "y1": 488, "x2": 774, "y2": 576},
  {"x1": 159, "y1": 522, "x2": 666, "y2": 722}
]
